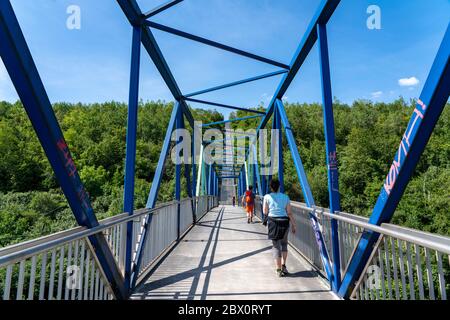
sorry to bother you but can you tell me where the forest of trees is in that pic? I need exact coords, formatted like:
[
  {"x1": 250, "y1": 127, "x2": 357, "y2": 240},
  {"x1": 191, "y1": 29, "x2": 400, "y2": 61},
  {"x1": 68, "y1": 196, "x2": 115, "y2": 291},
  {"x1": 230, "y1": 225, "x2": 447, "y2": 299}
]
[{"x1": 0, "y1": 98, "x2": 448, "y2": 248}]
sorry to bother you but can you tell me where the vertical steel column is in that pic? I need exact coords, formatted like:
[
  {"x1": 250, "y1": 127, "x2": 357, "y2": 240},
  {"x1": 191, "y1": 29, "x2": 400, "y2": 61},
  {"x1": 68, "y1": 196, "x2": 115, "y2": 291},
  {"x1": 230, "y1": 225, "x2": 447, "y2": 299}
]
[
  {"x1": 259, "y1": 128, "x2": 267, "y2": 195},
  {"x1": 339, "y1": 25, "x2": 450, "y2": 298},
  {"x1": 175, "y1": 107, "x2": 183, "y2": 240},
  {"x1": 191, "y1": 142, "x2": 197, "y2": 198},
  {"x1": 0, "y1": 1, "x2": 127, "y2": 299},
  {"x1": 208, "y1": 163, "x2": 213, "y2": 195},
  {"x1": 252, "y1": 145, "x2": 262, "y2": 196},
  {"x1": 237, "y1": 171, "x2": 242, "y2": 199},
  {"x1": 252, "y1": 162, "x2": 257, "y2": 192},
  {"x1": 242, "y1": 166, "x2": 247, "y2": 193},
  {"x1": 318, "y1": 23, "x2": 341, "y2": 292},
  {"x1": 132, "y1": 102, "x2": 181, "y2": 287},
  {"x1": 273, "y1": 106, "x2": 285, "y2": 192},
  {"x1": 191, "y1": 138, "x2": 197, "y2": 223},
  {"x1": 201, "y1": 158, "x2": 207, "y2": 195},
  {"x1": 276, "y1": 98, "x2": 333, "y2": 284},
  {"x1": 123, "y1": 25, "x2": 141, "y2": 292},
  {"x1": 214, "y1": 171, "x2": 217, "y2": 196},
  {"x1": 244, "y1": 160, "x2": 250, "y2": 188},
  {"x1": 196, "y1": 145, "x2": 204, "y2": 197}
]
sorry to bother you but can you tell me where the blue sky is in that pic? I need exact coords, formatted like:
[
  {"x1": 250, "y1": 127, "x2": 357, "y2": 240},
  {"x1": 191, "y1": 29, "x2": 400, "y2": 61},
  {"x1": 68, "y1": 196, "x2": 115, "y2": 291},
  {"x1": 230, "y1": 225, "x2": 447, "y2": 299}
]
[{"x1": 1, "y1": 0, "x2": 449, "y2": 118}]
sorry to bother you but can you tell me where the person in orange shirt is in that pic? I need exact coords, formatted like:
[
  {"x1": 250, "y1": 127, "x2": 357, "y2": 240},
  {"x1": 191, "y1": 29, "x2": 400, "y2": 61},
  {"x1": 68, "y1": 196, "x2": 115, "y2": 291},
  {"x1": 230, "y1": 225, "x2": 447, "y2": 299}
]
[{"x1": 241, "y1": 185, "x2": 255, "y2": 223}]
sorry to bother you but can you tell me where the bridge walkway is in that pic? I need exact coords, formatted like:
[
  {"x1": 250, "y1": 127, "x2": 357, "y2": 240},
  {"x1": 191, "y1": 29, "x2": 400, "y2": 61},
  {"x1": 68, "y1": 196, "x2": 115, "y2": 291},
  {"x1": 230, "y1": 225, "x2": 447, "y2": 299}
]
[{"x1": 131, "y1": 205, "x2": 338, "y2": 300}]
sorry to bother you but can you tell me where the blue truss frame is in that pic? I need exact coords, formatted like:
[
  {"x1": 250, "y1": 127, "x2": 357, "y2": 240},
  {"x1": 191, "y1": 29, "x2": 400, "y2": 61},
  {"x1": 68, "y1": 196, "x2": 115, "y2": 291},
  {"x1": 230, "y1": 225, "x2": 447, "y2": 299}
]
[
  {"x1": 0, "y1": 0, "x2": 127, "y2": 299},
  {"x1": 2, "y1": 0, "x2": 447, "y2": 299}
]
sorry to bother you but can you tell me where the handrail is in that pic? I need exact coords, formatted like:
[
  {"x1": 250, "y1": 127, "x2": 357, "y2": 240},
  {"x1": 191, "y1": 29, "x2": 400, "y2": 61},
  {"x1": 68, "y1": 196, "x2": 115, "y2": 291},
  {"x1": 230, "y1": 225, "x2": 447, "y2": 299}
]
[
  {"x1": 254, "y1": 196, "x2": 449, "y2": 300},
  {"x1": 289, "y1": 202, "x2": 450, "y2": 255},
  {"x1": 0, "y1": 201, "x2": 178, "y2": 267}
]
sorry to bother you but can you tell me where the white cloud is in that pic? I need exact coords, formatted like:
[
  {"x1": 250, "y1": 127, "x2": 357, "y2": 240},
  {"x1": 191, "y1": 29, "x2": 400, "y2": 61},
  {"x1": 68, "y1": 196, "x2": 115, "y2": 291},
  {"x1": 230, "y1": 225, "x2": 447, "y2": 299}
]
[
  {"x1": 371, "y1": 91, "x2": 383, "y2": 99},
  {"x1": 398, "y1": 76, "x2": 420, "y2": 87}
]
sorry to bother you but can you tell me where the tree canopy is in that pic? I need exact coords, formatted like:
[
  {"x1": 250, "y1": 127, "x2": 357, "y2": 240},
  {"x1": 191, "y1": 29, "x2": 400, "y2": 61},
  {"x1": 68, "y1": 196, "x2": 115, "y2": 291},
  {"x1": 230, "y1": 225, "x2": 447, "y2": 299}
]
[{"x1": 0, "y1": 99, "x2": 448, "y2": 248}]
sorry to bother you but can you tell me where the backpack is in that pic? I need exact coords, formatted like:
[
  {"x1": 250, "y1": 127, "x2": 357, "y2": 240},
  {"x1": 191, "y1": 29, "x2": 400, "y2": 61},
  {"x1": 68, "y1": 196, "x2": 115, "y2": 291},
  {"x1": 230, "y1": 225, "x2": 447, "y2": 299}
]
[{"x1": 245, "y1": 191, "x2": 255, "y2": 205}]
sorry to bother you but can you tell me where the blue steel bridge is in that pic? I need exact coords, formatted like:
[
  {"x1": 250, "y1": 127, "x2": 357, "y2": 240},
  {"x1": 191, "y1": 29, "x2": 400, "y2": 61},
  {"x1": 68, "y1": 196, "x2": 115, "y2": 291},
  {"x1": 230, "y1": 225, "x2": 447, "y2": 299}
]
[{"x1": 0, "y1": 0, "x2": 449, "y2": 300}]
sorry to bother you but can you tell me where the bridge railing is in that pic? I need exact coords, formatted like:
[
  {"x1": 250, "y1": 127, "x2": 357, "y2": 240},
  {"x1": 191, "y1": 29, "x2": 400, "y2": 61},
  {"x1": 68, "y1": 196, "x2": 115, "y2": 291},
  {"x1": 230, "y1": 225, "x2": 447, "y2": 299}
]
[
  {"x1": 254, "y1": 196, "x2": 449, "y2": 300},
  {"x1": 0, "y1": 195, "x2": 218, "y2": 300}
]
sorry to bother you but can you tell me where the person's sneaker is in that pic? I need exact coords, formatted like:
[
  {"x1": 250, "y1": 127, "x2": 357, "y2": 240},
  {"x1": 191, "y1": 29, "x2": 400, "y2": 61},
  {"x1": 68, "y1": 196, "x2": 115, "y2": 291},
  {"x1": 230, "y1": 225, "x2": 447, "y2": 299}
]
[
  {"x1": 276, "y1": 269, "x2": 285, "y2": 277},
  {"x1": 247, "y1": 218, "x2": 250, "y2": 224},
  {"x1": 282, "y1": 264, "x2": 289, "y2": 275}
]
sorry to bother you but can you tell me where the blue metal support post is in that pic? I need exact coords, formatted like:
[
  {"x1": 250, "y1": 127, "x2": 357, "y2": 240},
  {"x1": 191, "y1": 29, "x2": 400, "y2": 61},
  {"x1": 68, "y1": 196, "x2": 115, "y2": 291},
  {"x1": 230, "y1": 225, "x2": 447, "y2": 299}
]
[
  {"x1": 131, "y1": 102, "x2": 181, "y2": 287},
  {"x1": 208, "y1": 164, "x2": 213, "y2": 195},
  {"x1": 123, "y1": 25, "x2": 141, "y2": 292},
  {"x1": 276, "y1": 99, "x2": 334, "y2": 284},
  {"x1": 175, "y1": 107, "x2": 183, "y2": 240},
  {"x1": 0, "y1": 0, "x2": 127, "y2": 299},
  {"x1": 191, "y1": 124, "x2": 198, "y2": 223},
  {"x1": 274, "y1": 106, "x2": 285, "y2": 192},
  {"x1": 339, "y1": 25, "x2": 450, "y2": 298},
  {"x1": 317, "y1": 23, "x2": 341, "y2": 292}
]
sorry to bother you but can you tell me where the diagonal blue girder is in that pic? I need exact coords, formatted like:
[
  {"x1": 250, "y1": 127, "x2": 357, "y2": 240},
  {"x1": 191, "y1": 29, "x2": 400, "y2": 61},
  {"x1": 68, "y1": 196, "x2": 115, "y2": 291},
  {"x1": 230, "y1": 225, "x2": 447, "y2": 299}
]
[
  {"x1": 144, "y1": 20, "x2": 290, "y2": 70},
  {"x1": 276, "y1": 99, "x2": 334, "y2": 285},
  {"x1": 142, "y1": 0, "x2": 183, "y2": 19},
  {"x1": 130, "y1": 102, "x2": 181, "y2": 287},
  {"x1": 0, "y1": 0, "x2": 127, "y2": 299},
  {"x1": 338, "y1": 23, "x2": 450, "y2": 299},
  {"x1": 184, "y1": 97, "x2": 265, "y2": 115},
  {"x1": 202, "y1": 115, "x2": 264, "y2": 127},
  {"x1": 185, "y1": 70, "x2": 288, "y2": 98}
]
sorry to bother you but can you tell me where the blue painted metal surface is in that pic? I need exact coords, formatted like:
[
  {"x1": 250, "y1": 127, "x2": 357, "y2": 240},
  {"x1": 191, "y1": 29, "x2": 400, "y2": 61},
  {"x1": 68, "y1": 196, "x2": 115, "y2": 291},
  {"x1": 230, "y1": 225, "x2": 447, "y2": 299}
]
[
  {"x1": 317, "y1": 23, "x2": 341, "y2": 292},
  {"x1": 251, "y1": 0, "x2": 342, "y2": 150},
  {"x1": 273, "y1": 105, "x2": 285, "y2": 193},
  {"x1": 185, "y1": 70, "x2": 288, "y2": 98},
  {"x1": 123, "y1": 25, "x2": 141, "y2": 291},
  {"x1": 131, "y1": 102, "x2": 181, "y2": 287},
  {"x1": 143, "y1": 0, "x2": 183, "y2": 19},
  {"x1": 252, "y1": 145, "x2": 263, "y2": 196},
  {"x1": 339, "y1": 24, "x2": 450, "y2": 298},
  {"x1": 144, "y1": 21, "x2": 290, "y2": 70},
  {"x1": 117, "y1": 0, "x2": 196, "y2": 126},
  {"x1": 184, "y1": 97, "x2": 265, "y2": 115},
  {"x1": 202, "y1": 115, "x2": 263, "y2": 127},
  {"x1": 276, "y1": 99, "x2": 333, "y2": 284},
  {"x1": 175, "y1": 107, "x2": 183, "y2": 240},
  {"x1": 0, "y1": 0, "x2": 127, "y2": 299}
]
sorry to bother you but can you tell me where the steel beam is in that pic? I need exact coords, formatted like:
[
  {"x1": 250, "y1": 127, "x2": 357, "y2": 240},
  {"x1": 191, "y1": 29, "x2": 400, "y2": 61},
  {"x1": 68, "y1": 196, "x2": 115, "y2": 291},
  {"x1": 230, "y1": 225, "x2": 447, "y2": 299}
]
[
  {"x1": 252, "y1": 145, "x2": 263, "y2": 196},
  {"x1": 117, "y1": 0, "x2": 195, "y2": 126},
  {"x1": 184, "y1": 97, "x2": 265, "y2": 115},
  {"x1": 175, "y1": 107, "x2": 183, "y2": 240},
  {"x1": 123, "y1": 25, "x2": 141, "y2": 292},
  {"x1": 251, "y1": 0, "x2": 341, "y2": 148},
  {"x1": 131, "y1": 102, "x2": 181, "y2": 287},
  {"x1": 144, "y1": 21, "x2": 290, "y2": 70},
  {"x1": 143, "y1": 0, "x2": 183, "y2": 19},
  {"x1": 0, "y1": 0, "x2": 127, "y2": 299},
  {"x1": 274, "y1": 105, "x2": 285, "y2": 193},
  {"x1": 339, "y1": 23, "x2": 450, "y2": 298},
  {"x1": 185, "y1": 70, "x2": 288, "y2": 98},
  {"x1": 202, "y1": 115, "x2": 263, "y2": 127},
  {"x1": 317, "y1": 23, "x2": 341, "y2": 292},
  {"x1": 276, "y1": 99, "x2": 333, "y2": 284}
]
